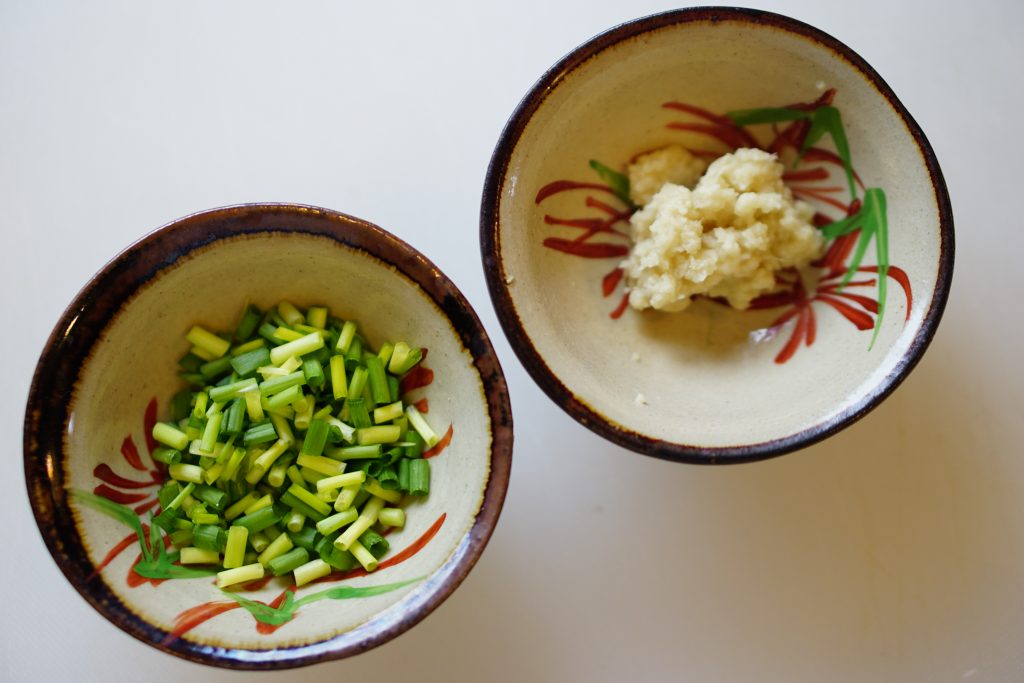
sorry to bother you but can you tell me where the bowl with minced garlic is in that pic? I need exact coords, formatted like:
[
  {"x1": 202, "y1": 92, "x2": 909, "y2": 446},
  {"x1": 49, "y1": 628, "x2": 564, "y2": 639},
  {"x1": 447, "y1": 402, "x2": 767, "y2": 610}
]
[
  {"x1": 481, "y1": 7, "x2": 953, "y2": 463},
  {"x1": 25, "y1": 204, "x2": 512, "y2": 668}
]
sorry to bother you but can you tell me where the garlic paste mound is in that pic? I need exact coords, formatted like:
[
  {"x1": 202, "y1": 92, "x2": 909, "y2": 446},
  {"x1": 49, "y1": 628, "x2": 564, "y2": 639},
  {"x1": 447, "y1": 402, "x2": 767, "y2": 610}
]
[{"x1": 623, "y1": 147, "x2": 824, "y2": 312}]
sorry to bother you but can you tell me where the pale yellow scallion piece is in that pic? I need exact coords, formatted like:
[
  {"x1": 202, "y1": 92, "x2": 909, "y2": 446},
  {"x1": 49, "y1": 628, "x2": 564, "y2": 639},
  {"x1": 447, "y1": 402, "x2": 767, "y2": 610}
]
[
  {"x1": 334, "y1": 496, "x2": 386, "y2": 551},
  {"x1": 315, "y1": 470, "x2": 366, "y2": 494},
  {"x1": 270, "y1": 332, "x2": 324, "y2": 367},
  {"x1": 223, "y1": 526, "x2": 248, "y2": 569},
  {"x1": 293, "y1": 558, "x2": 332, "y2": 587},
  {"x1": 257, "y1": 531, "x2": 294, "y2": 567},
  {"x1": 277, "y1": 301, "x2": 305, "y2": 326},
  {"x1": 186, "y1": 326, "x2": 231, "y2": 359},
  {"x1": 217, "y1": 562, "x2": 264, "y2": 588},
  {"x1": 363, "y1": 478, "x2": 402, "y2": 504},
  {"x1": 348, "y1": 539, "x2": 379, "y2": 572},
  {"x1": 244, "y1": 494, "x2": 274, "y2": 515},
  {"x1": 180, "y1": 547, "x2": 220, "y2": 565},
  {"x1": 296, "y1": 454, "x2": 345, "y2": 477}
]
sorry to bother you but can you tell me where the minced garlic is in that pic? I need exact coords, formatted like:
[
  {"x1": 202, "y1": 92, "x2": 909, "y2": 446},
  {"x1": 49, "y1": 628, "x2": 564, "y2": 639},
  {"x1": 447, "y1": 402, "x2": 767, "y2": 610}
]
[{"x1": 622, "y1": 147, "x2": 823, "y2": 312}]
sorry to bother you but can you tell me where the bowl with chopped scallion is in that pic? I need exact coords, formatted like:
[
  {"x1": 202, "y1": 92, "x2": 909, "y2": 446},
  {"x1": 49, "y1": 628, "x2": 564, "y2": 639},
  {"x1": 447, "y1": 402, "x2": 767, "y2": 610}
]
[{"x1": 25, "y1": 204, "x2": 513, "y2": 668}]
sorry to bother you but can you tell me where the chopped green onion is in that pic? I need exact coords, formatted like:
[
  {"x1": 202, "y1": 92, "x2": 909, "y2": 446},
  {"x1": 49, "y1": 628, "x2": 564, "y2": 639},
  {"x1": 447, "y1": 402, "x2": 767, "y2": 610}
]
[
  {"x1": 181, "y1": 547, "x2": 220, "y2": 565},
  {"x1": 234, "y1": 306, "x2": 263, "y2": 343},
  {"x1": 186, "y1": 326, "x2": 230, "y2": 359},
  {"x1": 306, "y1": 306, "x2": 328, "y2": 329},
  {"x1": 335, "y1": 320, "x2": 356, "y2": 353},
  {"x1": 315, "y1": 508, "x2": 359, "y2": 536},
  {"x1": 234, "y1": 505, "x2": 281, "y2": 534},
  {"x1": 300, "y1": 419, "x2": 330, "y2": 457},
  {"x1": 347, "y1": 539, "x2": 378, "y2": 572},
  {"x1": 359, "y1": 529, "x2": 390, "y2": 559},
  {"x1": 373, "y1": 401, "x2": 404, "y2": 424},
  {"x1": 363, "y1": 478, "x2": 403, "y2": 504},
  {"x1": 330, "y1": 355, "x2": 348, "y2": 400},
  {"x1": 268, "y1": 547, "x2": 309, "y2": 576},
  {"x1": 315, "y1": 471, "x2": 365, "y2": 493},
  {"x1": 152, "y1": 447, "x2": 182, "y2": 466},
  {"x1": 153, "y1": 422, "x2": 189, "y2": 450},
  {"x1": 257, "y1": 530, "x2": 294, "y2": 567},
  {"x1": 334, "y1": 496, "x2": 385, "y2": 551},
  {"x1": 408, "y1": 459, "x2": 430, "y2": 496},
  {"x1": 217, "y1": 562, "x2": 264, "y2": 588},
  {"x1": 405, "y1": 405, "x2": 438, "y2": 447},
  {"x1": 230, "y1": 347, "x2": 271, "y2": 379},
  {"x1": 270, "y1": 332, "x2": 325, "y2": 367},
  {"x1": 333, "y1": 484, "x2": 361, "y2": 512},
  {"x1": 357, "y1": 425, "x2": 401, "y2": 446},
  {"x1": 378, "y1": 508, "x2": 405, "y2": 528},
  {"x1": 293, "y1": 558, "x2": 332, "y2": 587},
  {"x1": 169, "y1": 463, "x2": 204, "y2": 484},
  {"x1": 223, "y1": 526, "x2": 248, "y2": 569},
  {"x1": 243, "y1": 421, "x2": 277, "y2": 446},
  {"x1": 277, "y1": 301, "x2": 305, "y2": 326}
]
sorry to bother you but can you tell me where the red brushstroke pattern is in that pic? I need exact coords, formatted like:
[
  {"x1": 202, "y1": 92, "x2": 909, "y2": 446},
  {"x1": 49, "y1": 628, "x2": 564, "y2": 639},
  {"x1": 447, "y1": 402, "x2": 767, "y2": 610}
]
[
  {"x1": 400, "y1": 365, "x2": 434, "y2": 394},
  {"x1": 120, "y1": 436, "x2": 147, "y2": 472},
  {"x1": 423, "y1": 424, "x2": 454, "y2": 459},
  {"x1": 413, "y1": 398, "x2": 429, "y2": 413},
  {"x1": 93, "y1": 463, "x2": 159, "y2": 489},
  {"x1": 602, "y1": 268, "x2": 624, "y2": 297}
]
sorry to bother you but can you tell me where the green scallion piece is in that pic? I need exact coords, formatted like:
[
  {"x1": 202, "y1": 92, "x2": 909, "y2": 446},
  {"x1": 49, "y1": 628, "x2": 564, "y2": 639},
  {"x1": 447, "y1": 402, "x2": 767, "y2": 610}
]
[
  {"x1": 300, "y1": 419, "x2": 330, "y2": 457},
  {"x1": 192, "y1": 484, "x2": 227, "y2": 512},
  {"x1": 169, "y1": 463, "x2": 204, "y2": 484},
  {"x1": 192, "y1": 524, "x2": 226, "y2": 552},
  {"x1": 152, "y1": 447, "x2": 182, "y2": 466},
  {"x1": 265, "y1": 384, "x2": 303, "y2": 410},
  {"x1": 408, "y1": 459, "x2": 430, "y2": 496},
  {"x1": 234, "y1": 505, "x2": 281, "y2": 534},
  {"x1": 199, "y1": 356, "x2": 233, "y2": 382},
  {"x1": 315, "y1": 508, "x2": 359, "y2": 536},
  {"x1": 359, "y1": 529, "x2": 390, "y2": 559},
  {"x1": 242, "y1": 421, "x2": 277, "y2": 446},
  {"x1": 279, "y1": 490, "x2": 328, "y2": 522},
  {"x1": 230, "y1": 347, "x2": 271, "y2": 379},
  {"x1": 365, "y1": 355, "x2": 390, "y2": 404},
  {"x1": 287, "y1": 526, "x2": 318, "y2": 551},
  {"x1": 222, "y1": 398, "x2": 245, "y2": 437},
  {"x1": 268, "y1": 547, "x2": 309, "y2": 576},
  {"x1": 258, "y1": 371, "x2": 306, "y2": 397},
  {"x1": 234, "y1": 305, "x2": 262, "y2": 341}
]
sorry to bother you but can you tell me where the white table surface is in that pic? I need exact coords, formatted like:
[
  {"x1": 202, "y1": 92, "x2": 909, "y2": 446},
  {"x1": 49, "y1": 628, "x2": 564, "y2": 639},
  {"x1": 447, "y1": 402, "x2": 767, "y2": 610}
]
[{"x1": 2, "y1": 2, "x2": 1020, "y2": 681}]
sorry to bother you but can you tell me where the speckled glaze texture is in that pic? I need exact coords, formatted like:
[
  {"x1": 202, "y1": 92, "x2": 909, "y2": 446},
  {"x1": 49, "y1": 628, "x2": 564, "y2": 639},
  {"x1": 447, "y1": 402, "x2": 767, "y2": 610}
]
[
  {"x1": 480, "y1": 7, "x2": 953, "y2": 464},
  {"x1": 25, "y1": 204, "x2": 513, "y2": 668}
]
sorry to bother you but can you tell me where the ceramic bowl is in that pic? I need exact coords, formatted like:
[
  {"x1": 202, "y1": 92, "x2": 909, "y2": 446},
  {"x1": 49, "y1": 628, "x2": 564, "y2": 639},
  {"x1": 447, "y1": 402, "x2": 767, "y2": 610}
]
[
  {"x1": 25, "y1": 204, "x2": 513, "y2": 668},
  {"x1": 481, "y1": 7, "x2": 953, "y2": 464}
]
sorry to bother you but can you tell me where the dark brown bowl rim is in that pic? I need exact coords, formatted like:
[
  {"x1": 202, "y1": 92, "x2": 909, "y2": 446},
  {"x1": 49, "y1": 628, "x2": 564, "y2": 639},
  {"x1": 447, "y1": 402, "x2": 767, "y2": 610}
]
[
  {"x1": 24, "y1": 203, "x2": 514, "y2": 668},
  {"x1": 480, "y1": 6, "x2": 954, "y2": 465}
]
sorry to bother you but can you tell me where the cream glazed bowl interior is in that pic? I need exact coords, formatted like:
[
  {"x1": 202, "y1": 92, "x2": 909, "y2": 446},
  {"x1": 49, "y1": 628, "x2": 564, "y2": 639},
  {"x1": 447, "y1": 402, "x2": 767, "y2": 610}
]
[
  {"x1": 25, "y1": 204, "x2": 512, "y2": 668},
  {"x1": 481, "y1": 7, "x2": 953, "y2": 463}
]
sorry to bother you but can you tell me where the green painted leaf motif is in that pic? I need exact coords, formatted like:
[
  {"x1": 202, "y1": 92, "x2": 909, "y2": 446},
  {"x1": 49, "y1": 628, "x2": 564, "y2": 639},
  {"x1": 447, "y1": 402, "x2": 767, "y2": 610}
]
[
  {"x1": 71, "y1": 489, "x2": 216, "y2": 580},
  {"x1": 134, "y1": 558, "x2": 218, "y2": 580},
  {"x1": 725, "y1": 107, "x2": 809, "y2": 127},
  {"x1": 293, "y1": 577, "x2": 424, "y2": 609},
  {"x1": 819, "y1": 211, "x2": 862, "y2": 240},
  {"x1": 799, "y1": 106, "x2": 857, "y2": 200},
  {"x1": 866, "y1": 188, "x2": 889, "y2": 349},
  {"x1": 588, "y1": 159, "x2": 635, "y2": 209},
  {"x1": 221, "y1": 590, "x2": 296, "y2": 626},
  {"x1": 72, "y1": 489, "x2": 152, "y2": 562}
]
